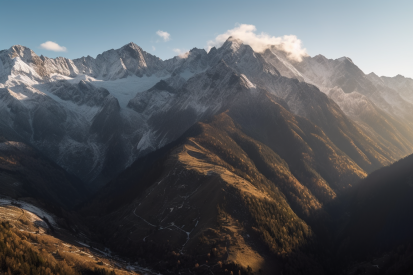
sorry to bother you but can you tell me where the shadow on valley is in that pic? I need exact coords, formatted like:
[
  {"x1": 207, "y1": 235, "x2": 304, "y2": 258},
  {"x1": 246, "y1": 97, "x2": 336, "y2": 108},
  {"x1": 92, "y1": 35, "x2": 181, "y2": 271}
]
[{"x1": 78, "y1": 98, "x2": 413, "y2": 275}]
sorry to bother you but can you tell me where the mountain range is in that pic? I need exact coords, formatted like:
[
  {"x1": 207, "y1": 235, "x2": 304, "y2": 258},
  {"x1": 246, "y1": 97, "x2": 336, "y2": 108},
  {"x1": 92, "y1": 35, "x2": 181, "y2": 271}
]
[{"x1": 0, "y1": 37, "x2": 412, "y2": 275}]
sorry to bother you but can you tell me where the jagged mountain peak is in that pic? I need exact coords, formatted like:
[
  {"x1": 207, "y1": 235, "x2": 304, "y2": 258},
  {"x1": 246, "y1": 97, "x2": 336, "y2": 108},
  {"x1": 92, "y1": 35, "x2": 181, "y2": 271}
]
[
  {"x1": 367, "y1": 72, "x2": 379, "y2": 77},
  {"x1": 210, "y1": 37, "x2": 265, "y2": 70},
  {"x1": 163, "y1": 47, "x2": 209, "y2": 77},
  {"x1": 337, "y1": 56, "x2": 354, "y2": 63},
  {"x1": 208, "y1": 46, "x2": 218, "y2": 54},
  {"x1": 221, "y1": 36, "x2": 246, "y2": 52},
  {"x1": 393, "y1": 74, "x2": 408, "y2": 79},
  {"x1": 124, "y1": 41, "x2": 140, "y2": 48},
  {"x1": 97, "y1": 42, "x2": 144, "y2": 59},
  {"x1": 0, "y1": 44, "x2": 49, "y2": 82},
  {"x1": 6, "y1": 44, "x2": 39, "y2": 61},
  {"x1": 185, "y1": 47, "x2": 208, "y2": 60},
  {"x1": 9, "y1": 44, "x2": 33, "y2": 53},
  {"x1": 366, "y1": 72, "x2": 382, "y2": 82},
  {"x1": 169, "y1": 47, "x2": 208, "y2": 61},
  {"x1": 311, "y1": 54, "x2": 329, "y2": 62},
  {"x1": 117, "y1": 41, "x2": 148, "y2": 56},
  {"x1": 189, "y1": 47, "x2": 206, "y2": 54},
  {"x1": 225, "y1": 35, "x2": 244, "y2": 44}
]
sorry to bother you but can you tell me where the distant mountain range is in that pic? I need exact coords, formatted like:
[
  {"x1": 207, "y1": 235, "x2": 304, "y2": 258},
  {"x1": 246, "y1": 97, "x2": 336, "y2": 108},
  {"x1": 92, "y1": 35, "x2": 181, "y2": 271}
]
[
  {"x1": 1, "y1": 38, "x2": 413, "y2": 188},
  {"x1": 0, "y1": 37, "x2": 412, "y2": 274}
]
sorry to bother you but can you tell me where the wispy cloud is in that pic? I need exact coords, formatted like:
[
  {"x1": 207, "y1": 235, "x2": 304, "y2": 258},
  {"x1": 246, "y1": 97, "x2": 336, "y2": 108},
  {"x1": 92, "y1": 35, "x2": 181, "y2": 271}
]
[
  {"x1": 206, "y1": 24, "x2": 307, "y2": 61},
  {"x1": 39, "y1": 41, "x2": 67, "y2": 52},
  {"x1": 152, "y1": 46, "x2": 156, "y2": 51},
  {"x1": 173, "y1": 48, "x2": 189, "y2": 58},
  {"x1": 156, "y1": 30, "x2": 171, "y2": 42}
]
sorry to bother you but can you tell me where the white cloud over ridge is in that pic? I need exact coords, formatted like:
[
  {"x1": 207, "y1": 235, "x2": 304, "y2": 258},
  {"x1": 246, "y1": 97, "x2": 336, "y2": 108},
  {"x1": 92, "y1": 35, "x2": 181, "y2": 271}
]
[
  {"x1": 173, "y1": 48, "x2": 189, "y2": 58},
  {"x1": 156, "y1": 30, "x2": 171, "y2": 42},
  {"x1": 40, "y1": 41, "x2": 67, "y2": 52},
  {"x1": 207, "y1": 24, "x2": 307, "y2": 62}
]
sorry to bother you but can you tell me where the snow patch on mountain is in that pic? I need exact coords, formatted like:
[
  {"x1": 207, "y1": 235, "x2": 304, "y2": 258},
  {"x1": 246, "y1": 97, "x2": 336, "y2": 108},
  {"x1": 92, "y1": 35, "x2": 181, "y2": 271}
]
[
  {"x1": 90, "y1": 75, "x2": 167, "y2": 108},
  {"x1": 32, "y1": 83, "x2": 102, "y2": 122}
]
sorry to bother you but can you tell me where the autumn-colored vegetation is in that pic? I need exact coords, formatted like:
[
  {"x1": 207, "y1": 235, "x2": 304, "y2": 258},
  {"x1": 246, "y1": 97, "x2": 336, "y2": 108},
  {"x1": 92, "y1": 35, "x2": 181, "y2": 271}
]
[{"x1": 0, "y1": 221, "x2": 120, "y2": 275}]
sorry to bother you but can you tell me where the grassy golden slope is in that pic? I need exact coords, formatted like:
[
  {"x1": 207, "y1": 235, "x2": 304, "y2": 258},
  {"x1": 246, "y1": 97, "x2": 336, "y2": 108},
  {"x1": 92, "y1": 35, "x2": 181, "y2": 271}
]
[{"x1": 0, "y1": 203, "x2": 138, "y2": 275}]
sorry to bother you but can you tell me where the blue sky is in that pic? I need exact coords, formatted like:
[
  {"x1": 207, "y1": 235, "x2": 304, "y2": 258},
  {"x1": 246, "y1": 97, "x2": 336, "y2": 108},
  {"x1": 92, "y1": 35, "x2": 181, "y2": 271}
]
[{"x1": 1, "y1": 0, "x2": 412, "y2": 78}]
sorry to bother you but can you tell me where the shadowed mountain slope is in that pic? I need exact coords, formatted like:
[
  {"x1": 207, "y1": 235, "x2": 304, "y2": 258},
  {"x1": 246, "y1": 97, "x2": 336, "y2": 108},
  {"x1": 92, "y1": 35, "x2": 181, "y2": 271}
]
[
  {"x1": 0, "y1": 137, "x2": 88, "y2": 209},
  {"x1": 82, "y1": 86, "x2": 390, "y2": 274},
  {"x1": 339, "y1": 154, "x2": 413, "y2": 266}
]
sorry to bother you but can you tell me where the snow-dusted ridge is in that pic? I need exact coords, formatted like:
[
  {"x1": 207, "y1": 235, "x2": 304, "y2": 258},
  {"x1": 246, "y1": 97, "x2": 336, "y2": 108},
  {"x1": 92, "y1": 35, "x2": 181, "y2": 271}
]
[
  {"x1": 0, "y1": 42, "x2": 229, "y2": 185},
  {"x1": 1, "y1": 39, "x2": 412, "y2": 188}
]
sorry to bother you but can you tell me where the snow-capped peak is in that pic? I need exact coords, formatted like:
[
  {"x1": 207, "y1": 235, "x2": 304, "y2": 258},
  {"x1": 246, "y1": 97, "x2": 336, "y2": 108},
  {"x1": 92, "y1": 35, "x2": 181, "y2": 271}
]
[
  {"x1": 1, "y1": 40, "x2": 412, "y2": 190},
  {"x1": 222, "y1": 36, "x2": 244, "y2": 51}
]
